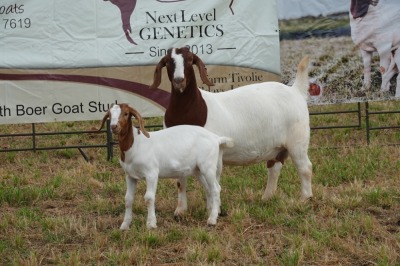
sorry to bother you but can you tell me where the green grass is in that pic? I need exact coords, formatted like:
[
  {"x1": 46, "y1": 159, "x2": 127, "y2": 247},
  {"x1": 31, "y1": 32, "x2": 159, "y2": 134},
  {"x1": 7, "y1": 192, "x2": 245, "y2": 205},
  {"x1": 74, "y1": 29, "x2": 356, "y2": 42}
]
[
  {"x1": 279, "y1": 14, "x2": 349, "y2": 34},
  {"x1": 1, "y1": 85, "x2": 400, "y2": 266},
  {"x1": 2, "y1": 120, "x2": 397, "y2": 265}
]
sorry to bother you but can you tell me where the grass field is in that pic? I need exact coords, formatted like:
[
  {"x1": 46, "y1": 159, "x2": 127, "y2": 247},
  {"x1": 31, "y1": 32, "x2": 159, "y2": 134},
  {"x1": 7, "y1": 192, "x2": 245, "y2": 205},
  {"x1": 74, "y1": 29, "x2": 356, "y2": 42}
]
[
  {"x1": 0, "y1": 106, "x2": 399, "y2": 265},
  {"x1": 1, "y1": 17, "x2": 400, "y2": 265}
]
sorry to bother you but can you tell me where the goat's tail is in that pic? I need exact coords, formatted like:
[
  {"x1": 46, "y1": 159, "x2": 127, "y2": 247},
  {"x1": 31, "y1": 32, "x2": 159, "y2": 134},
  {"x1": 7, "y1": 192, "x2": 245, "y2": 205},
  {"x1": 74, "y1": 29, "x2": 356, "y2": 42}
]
[
  {"x1": 292, "y1": 56, "x2": 310, "y2": 97},
  {"x1": 219, "y1": 137, "x2": 234, "y2": 148}
]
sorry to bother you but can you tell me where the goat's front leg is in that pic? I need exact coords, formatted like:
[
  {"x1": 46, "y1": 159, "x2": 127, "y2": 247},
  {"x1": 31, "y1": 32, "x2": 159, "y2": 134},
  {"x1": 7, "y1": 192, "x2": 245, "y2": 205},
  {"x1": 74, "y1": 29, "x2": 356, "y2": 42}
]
[
  {"x1": 144, "y1": 176, "x2": 158, "y2": 229},
  {"x1": 120, "y1": 175, "x2": 137, "y2": 230},
  {"x1": 174, "y1": 176, "x2": 188, "y2": 217},
  {"x1": 360, "y1": 49, "x2": 373, "y2": 90}
]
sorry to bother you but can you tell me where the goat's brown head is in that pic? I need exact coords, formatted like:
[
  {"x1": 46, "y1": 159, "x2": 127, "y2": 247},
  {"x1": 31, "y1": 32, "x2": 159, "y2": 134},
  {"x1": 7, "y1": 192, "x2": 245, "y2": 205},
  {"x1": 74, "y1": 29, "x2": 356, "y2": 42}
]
[
  {"x1": 98, "y1": 103, "x2": 150, "y2": 138},
  {"x1": 149, "y1": 46, "x2": 214, "y2": 93}
]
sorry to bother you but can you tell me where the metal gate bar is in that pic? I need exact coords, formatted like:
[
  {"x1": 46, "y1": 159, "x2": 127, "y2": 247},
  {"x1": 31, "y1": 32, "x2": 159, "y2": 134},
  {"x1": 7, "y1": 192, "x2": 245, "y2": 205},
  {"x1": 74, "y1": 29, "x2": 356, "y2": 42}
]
[
  {"x1": 309, "y1": 102, "x2": 362, "y2": 130},
  {"x1": 365, "y1": 102, "x2": 400, "y2": 144},
  {"x1": 0, "y1": 120, "x2": 113, "y2": 161},
  {"x1": 1, "y1": 101, "x2": 399, "y2": 160}
]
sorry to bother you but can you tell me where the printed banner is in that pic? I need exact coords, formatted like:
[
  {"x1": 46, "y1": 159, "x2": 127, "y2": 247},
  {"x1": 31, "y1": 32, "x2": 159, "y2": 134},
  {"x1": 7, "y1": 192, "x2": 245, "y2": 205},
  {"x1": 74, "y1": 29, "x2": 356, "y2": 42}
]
[
  {"x1": 279, "y1": 0, "x2": 400, "y2": 105},
  {"x1": 0, "y1": 0, "x2": 280, "y2": 124}
]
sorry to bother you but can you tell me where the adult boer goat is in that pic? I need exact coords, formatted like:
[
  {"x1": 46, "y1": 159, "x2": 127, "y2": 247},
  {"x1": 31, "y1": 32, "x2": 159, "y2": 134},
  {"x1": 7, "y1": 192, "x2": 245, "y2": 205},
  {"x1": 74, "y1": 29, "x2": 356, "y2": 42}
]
[
  {"x1": 99, "y1": 103, "x2": 233, "y2": 229},
  {"x1": 350, "y1": 0, "x2": 400, "y2": 96},
  {"x1": 150, "y1": 47, "x2": 313, "y2": 202}
]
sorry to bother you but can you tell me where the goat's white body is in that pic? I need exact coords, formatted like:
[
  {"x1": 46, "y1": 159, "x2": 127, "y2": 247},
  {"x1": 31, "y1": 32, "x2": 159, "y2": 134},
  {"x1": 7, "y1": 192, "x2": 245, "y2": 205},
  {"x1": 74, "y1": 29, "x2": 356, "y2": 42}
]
[
  {"x1": 350, "y1": 0, "x2": 400, "y2": 94},
  {"x1": 201, "y1": 82, "x2": 309, "y2": 165},
  {"x1": 120, "y1": 126, "x2": 229, "y2": 179},
  {"x1": 118, "y1": 124, "x2": 232, "y2": 230},
  {"x1": 153, "y1": 50, "x2": 312, "y2": 204},
  {"x1": 198, "y1": 80, "x2": 312, "y2": 200}
]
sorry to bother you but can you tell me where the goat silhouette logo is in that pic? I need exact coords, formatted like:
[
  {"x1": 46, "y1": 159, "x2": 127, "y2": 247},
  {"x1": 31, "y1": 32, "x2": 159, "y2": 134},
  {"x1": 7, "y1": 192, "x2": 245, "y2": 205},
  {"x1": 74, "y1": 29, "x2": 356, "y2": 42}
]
[
  {"x1": 103, "y1": 0, "x2": 186, "y2": 45},
  {"x1": 103, "y1": 0, "x2": 235, "y2": 45}
]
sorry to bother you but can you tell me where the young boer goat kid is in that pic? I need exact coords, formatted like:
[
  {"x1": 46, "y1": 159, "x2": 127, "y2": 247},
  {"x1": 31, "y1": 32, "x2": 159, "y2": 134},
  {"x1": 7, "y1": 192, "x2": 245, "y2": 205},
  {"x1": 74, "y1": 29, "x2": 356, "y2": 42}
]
[
  {"x1": 150, "y1": 47, "x2": 313, "y2": 203},
  {"x1": 98, "y1": 103, "x2": 233, "y2": 230}
]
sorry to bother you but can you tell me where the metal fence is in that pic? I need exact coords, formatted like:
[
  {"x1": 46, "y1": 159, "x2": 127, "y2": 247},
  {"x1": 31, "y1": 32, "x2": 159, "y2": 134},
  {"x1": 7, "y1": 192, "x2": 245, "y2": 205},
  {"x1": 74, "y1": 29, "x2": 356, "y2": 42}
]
[{"x1": 0, "y1": 102, "x2": 398, "y2": 161}]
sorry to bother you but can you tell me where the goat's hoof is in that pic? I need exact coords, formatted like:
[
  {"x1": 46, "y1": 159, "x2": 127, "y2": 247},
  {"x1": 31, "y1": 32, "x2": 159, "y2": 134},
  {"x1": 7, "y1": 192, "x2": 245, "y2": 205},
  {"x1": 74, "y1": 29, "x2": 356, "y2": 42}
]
[
  {"x1": 174, "y1": 210, "x2": 185, "y2": 217},
  {"x1": 261, "y1": 193, "x2": 274, "y2": 201},
  {"x1": 146, "y1": 222, "x2": 157, "y2": 229},
  {"x1": 207, "y1": 218, "x2": 217, "y2": 226},
  {"x1": 301, "y1": 195, "x2": 313, "y2": 202},
  {"x1": 120, "y1": 223, "x2": 130, "y2": 231}
]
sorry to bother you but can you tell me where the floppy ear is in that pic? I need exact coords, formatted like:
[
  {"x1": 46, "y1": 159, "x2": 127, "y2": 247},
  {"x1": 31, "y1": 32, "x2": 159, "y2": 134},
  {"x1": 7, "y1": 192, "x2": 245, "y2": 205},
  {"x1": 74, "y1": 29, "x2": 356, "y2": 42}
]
[
  {"x1": 98, "y1": 110, "x2": 110, "y2": 131},
  {"x1": 149, "y1": 57, "x2": 166, "y2": 89},
  {"x1": 128, "y1": 106, "x2": 150, "y2": 138},
  {"x1": 192, "y1": 53, "x2": 214, "y2": 86}
]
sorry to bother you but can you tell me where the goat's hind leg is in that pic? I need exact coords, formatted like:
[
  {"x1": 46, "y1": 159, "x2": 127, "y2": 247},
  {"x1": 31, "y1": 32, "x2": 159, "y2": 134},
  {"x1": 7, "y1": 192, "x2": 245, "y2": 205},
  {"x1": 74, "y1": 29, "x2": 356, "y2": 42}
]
[
  {"x1": 120, "y1": 175, "x2": 137, "y2": 230},
  {"x1": 378, "y1": 45, "x2": 395, "y2": 92},
  {"x1": 215, "y1": 153, "x2": 227, "y2": 216},
  {"x1": 263, "y1": 149, "x2": 289, "y2": 200},
  {"x1": 199, "y1": 170, "x2": 220, "y2": 226},
  {"x1": 262, "y1": 161, "x2": 283, "y2": 200},
  {"x1": 290, "y1": 151, "x2": 313, "y2": 201},
  {"x1": 195, "y1": 173, "x2": 212, "y2": 213}
]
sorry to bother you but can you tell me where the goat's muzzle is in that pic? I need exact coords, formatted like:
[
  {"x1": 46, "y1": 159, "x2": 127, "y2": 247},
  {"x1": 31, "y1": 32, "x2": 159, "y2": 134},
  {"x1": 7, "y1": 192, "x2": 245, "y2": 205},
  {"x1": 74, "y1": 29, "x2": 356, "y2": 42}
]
[
  {"x1": 173, "y1": 77, "x2": 186, "y2": 93},
  {"x1": 110, "y1": 124, "x2": 120, "y2": 134}
]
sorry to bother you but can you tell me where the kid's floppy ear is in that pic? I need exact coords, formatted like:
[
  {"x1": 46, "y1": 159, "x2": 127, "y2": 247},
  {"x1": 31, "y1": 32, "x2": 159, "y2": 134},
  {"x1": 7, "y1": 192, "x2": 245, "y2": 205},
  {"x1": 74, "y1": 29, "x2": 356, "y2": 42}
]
[
  {"x1": 128, "y1": 106, "x2": 150, "y2": 138},
  {"x1": 98, "y1": 110, "x2": 110, "y2": 131}
]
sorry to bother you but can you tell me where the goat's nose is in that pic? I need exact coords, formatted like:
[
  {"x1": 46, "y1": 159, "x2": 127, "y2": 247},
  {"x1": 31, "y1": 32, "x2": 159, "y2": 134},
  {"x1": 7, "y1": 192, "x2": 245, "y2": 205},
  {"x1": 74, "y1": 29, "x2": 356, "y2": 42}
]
[
  {"x1": 111, "y1": 125, "x2": 117, "y2": 130},
  {"x1": 174, "y1": 77, "x2": 184, "y2": 83}
]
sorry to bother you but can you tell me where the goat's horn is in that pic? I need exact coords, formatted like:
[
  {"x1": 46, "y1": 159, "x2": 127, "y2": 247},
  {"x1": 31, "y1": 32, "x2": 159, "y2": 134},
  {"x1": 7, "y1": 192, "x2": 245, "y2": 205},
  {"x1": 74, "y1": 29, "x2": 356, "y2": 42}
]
[
  {"x1": 149, "y1": 57, "x2": 166, "y2": 89},
  {"x1": 192, "y1": 53, "x2": 214, "y2": 86},
  {"x1": 98, "y1": 111, "x2": 110, "y2": 131},
  {"x1": 128, "y1": 106, "x2": 150, "y2": 138}
]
